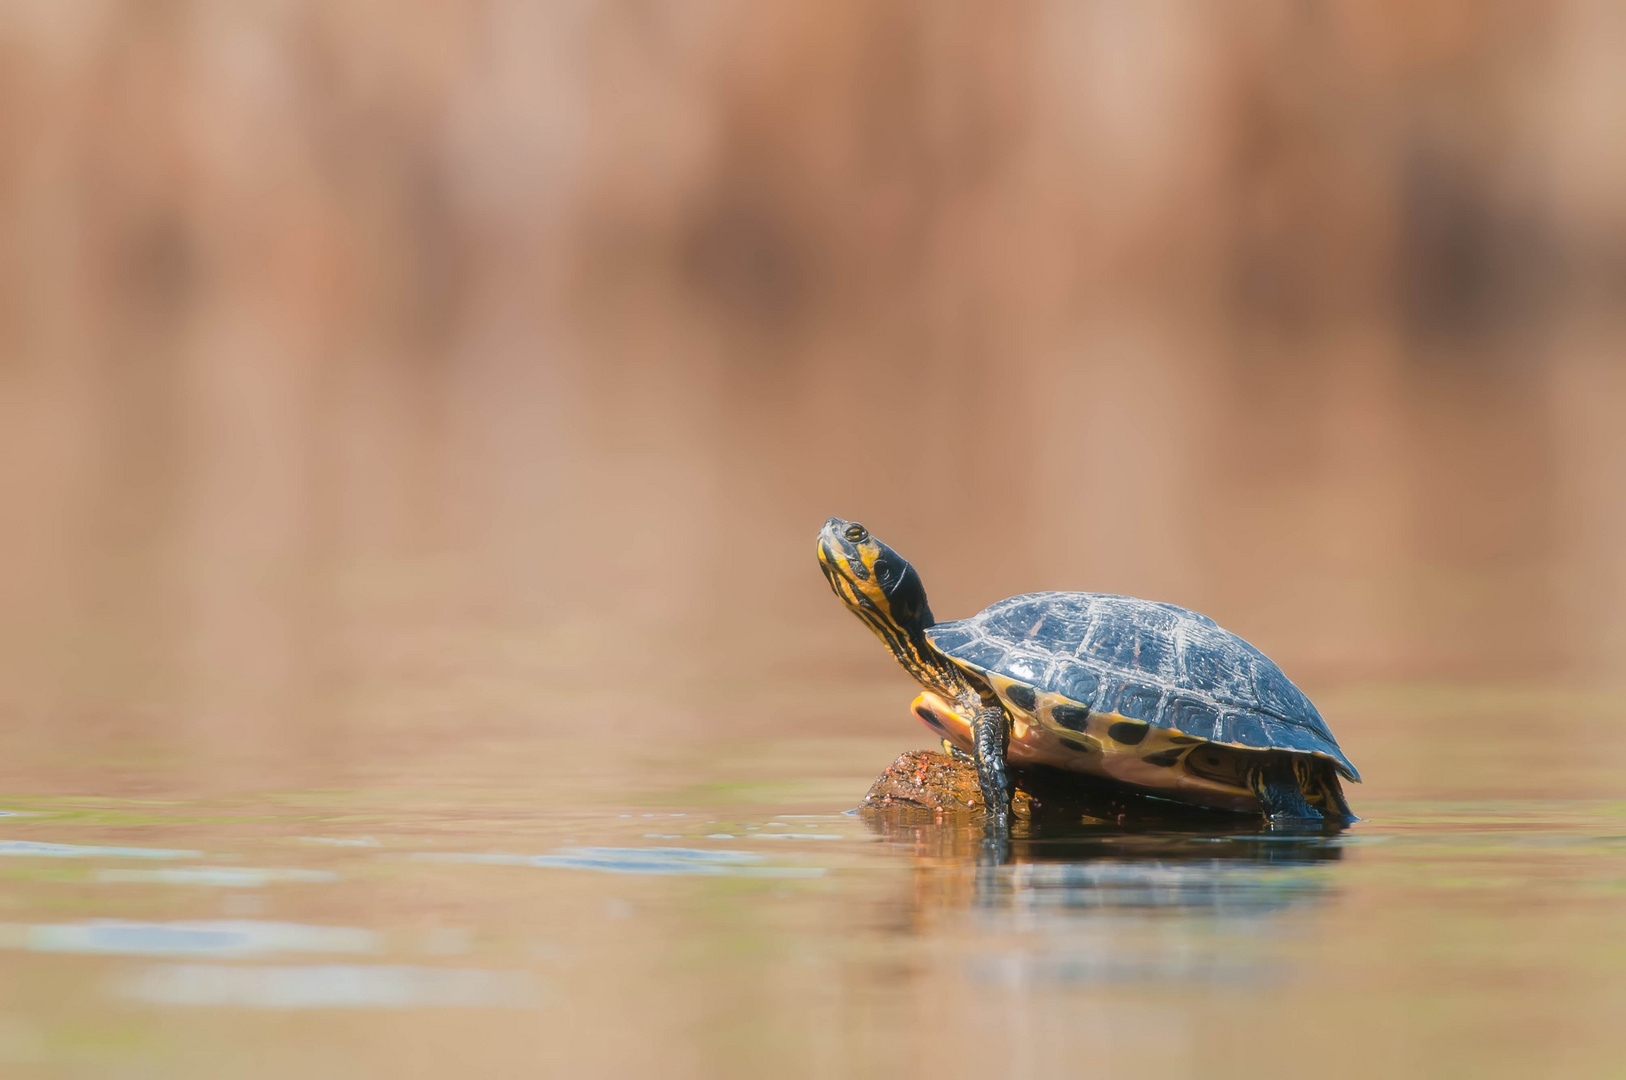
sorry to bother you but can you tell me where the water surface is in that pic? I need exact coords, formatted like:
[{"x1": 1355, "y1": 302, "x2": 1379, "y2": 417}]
[{"x1": 0, "y1": 720, "x2": 1622, "y2": 1079}]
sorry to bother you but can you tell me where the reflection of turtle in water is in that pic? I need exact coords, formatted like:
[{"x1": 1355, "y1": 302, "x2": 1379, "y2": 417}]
[
  {"x1": 861, "y1": 800, "x2": 1345, "y2": 917},
  {"x1": 817, "y1": 518, "x2": 1359, "y2": 832}
]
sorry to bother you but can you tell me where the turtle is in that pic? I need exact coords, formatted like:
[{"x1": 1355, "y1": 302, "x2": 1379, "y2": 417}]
[{"x1": 816, "y1": 517, "x2": 1359, "y2": 831}]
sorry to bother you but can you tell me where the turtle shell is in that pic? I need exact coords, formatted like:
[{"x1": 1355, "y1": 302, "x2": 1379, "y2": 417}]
[{"x1": 924, "y1": 592, "x2": 1359, "y2": 781}]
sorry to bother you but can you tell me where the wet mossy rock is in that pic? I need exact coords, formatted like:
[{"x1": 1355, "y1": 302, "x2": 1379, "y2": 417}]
[
  {"x1": 862, "y1": 750, "x2": 1036, "y2": 819},
  {"x1": 861, "y1": 749, "x2": 1267, "y2": 828}
]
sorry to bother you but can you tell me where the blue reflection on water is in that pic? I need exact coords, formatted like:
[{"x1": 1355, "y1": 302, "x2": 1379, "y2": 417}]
[
  {"x1": 411, "y1": 847, "x2": 825, "y2": 878},
  {"x1": 95, "y1": 867, "x2": 337, "y2": 887},
  {"x1": 13, "y1": 920, "x2": 376, "y2": 956},
  {"x1": 117, "y1": 963, "x2": 541, "y2": 1009},
  {"x1": 0, "y1": 840, "x2": 202, "y2": 859}
]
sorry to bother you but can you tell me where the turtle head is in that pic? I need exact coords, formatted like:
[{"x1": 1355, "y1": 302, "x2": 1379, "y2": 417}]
[{"x1": 817, "y1": 518, "x2": 934, "y2": 638}]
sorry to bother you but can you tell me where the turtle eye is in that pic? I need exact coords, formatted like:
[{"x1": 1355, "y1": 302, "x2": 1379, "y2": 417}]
[{"x1": 844, "y1": 523, "x2": 868, "y2": 543}]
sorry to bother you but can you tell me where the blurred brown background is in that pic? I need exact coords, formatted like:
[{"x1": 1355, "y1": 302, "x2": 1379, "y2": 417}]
[{"x1": 1, "y1": 2, "x2": 1623, "y2": 790}]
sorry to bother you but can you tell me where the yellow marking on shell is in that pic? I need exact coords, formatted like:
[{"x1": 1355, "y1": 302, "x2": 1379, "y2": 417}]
[
  {"x1": 913, "y1": 685, "x2": 1283, "y2": 814},
  {"x1": 985, "y1": 673, "x2": 1036, "y2": 740},
  {"x1": 1027, "y1": 691, "x2": 1102, "y2": 753},
  {"x1": 1106, "y1": 717, "x2": 1150, "y2": 741},
  {"x1": 1010, "y1": 689, "x2": 1263, "y2": 813}
]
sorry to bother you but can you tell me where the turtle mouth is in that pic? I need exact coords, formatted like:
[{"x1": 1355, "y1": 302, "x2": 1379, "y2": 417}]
[
  {"x1": 816, "y1": 526, "x2": 878, "y2": 615},
  {"x1": 816, "y1": 541, "x2": 863, "y2": 602},
  {"x1": 816, "y1": 521, "x2": 869, "y2": 580}
]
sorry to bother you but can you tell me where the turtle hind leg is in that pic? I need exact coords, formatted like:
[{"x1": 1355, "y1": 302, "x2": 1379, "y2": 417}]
[
  {"x1": 1248, "y1": 756, "x2": 1322, "y2": 821},
  {"x1": 1296, "y1": 757, "x2": 1358, "y2": 825}
]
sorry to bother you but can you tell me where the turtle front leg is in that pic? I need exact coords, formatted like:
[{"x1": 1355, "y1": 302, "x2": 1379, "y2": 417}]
[{"x1": 971, "y1": 705, "x2": 1012, "y2": 830}]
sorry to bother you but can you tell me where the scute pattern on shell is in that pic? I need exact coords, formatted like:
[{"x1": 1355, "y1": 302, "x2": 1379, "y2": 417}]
[{"x1": 925, "y1": 592, "x2": 1360, "y2": 781}]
